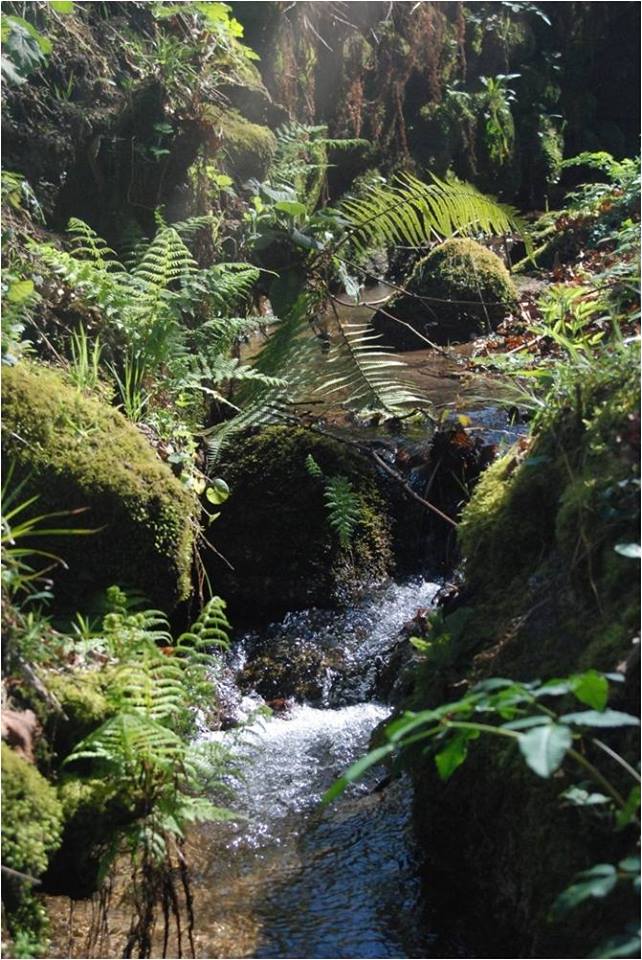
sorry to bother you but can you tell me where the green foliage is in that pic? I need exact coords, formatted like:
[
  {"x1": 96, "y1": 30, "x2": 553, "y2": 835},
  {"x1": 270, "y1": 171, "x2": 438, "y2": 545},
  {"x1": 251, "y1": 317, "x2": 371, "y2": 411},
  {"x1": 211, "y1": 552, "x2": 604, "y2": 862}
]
[
  {"x1": 340, "y1": 172, "x2": 527, "y2": 255},
  {"x1": 68, "y1": 324, "x2": 103, "y2": 392},
  {"x1": 1, "y1": 12, "x2": 51, "y2": 85},
  {"x1": 479, "y1": 73, "x2": 519, "y2": 165},
  {"x1": 305, "y1": 455, "x2": 362, "y2": 549},
  {"x1": 324, "y1": 670, "x2": 640, "y2": 955},
  {"x1": 1, "y1": 461, "x2": 92, "y2": 603}
]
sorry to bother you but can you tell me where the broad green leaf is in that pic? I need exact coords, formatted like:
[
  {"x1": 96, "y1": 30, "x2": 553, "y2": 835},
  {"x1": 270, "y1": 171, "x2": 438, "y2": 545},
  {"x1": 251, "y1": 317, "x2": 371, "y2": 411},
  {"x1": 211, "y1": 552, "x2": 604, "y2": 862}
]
[
  {"x1": 206, "y1": 478, "x2": 230, "y2": 505},
  {"x1": 275, "y1": 200, "x2": 308, "y2": 218},
  {"x1": 614, "y1": 542, "x2": 641, "y2": 559},
  {"x1": 435, "y1": 730, "x2": 477, "y2": 780},
  {"x1": 561, "y1": 709, "x2": 639, "y2": 728},
  {"x1": 518, "y1": 723, "x2": 572, "y2": 778},
  {"x1": 7, "y1": 279, "x2": 34, "y2": 303},
  {"x1": 48, "y1": 1, "x2": 74, "y2": 12},
  {"x1": 323, "y1": 744, "x2": 394, "y2": 803},
  {"x1": 551, "y1": 864, "x2": 617, "y2": 918},
  {"x1": 571, "y1": 670, "x2": 609, "y2": 711}
]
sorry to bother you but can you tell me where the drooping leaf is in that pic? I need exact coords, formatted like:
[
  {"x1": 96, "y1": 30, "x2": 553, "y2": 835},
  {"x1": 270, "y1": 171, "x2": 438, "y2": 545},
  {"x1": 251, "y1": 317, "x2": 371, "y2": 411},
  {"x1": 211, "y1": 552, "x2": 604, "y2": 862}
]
[
  {"x1": 518, "y1": 723, "x2": 572, "y2": 778},
  {"x1": 323, "y1": 744, "x2": 394, "y2": 804},
  {"x1": 571, "y1": 670, "x2": 609, "y2": 711},
  {"x1": 435, "y1": 730, "x2": 478, "y2": 780}
]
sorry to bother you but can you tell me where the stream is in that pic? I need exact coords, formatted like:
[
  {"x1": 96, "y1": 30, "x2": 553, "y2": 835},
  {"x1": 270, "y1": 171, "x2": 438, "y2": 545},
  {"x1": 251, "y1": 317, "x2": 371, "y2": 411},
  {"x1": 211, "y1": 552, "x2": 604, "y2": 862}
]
[{"x1": 188, "y1": 575, "x2": 466, "y2": 959}]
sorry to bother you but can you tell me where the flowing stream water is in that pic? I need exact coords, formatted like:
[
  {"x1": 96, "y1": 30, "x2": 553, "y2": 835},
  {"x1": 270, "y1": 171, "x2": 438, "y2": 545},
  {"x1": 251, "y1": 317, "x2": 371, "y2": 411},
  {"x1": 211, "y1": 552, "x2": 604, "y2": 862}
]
[{"x1": 187, "y1": 575, "x2": 467, "y2": 959}]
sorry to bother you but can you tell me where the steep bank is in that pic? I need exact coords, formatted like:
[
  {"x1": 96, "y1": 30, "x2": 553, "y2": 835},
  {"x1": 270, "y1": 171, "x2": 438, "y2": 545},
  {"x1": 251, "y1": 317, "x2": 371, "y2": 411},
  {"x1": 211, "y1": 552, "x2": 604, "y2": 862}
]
[{"x1": 406, "y1": 346, "x2": 640, "y2": 958}]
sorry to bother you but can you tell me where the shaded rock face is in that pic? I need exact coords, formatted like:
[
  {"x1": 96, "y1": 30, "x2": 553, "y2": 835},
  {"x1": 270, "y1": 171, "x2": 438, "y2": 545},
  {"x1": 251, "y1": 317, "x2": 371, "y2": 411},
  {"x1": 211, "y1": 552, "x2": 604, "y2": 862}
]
[
  {"x1": 1, "y1": 362, "x2": 196, "y2": 611},
  {"x1": 404, "y1": 349, "x2": 641, "y2": 958},
  {"x1": 206, "y1": 426, "x2": 395, "y2": 620},
  {"x1": 372, "y1": 238, "x2": 518, "y2": 348},
  {"x1": 234, "y1": 2, "x2": 640, "y2": 206}
]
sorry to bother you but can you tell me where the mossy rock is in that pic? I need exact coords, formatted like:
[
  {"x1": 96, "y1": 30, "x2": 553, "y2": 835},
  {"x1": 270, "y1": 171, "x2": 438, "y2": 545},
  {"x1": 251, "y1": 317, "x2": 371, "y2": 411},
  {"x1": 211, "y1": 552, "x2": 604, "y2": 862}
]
[
  {"x1": 1, "y1": 362, "x2": 196, "y2": 610},
  {"x1": 206, "y1": 426, "x2": 394, "y2": 618},
  {"x1": 47, "y1": 774, "x2": 136, "y2": 897},
  {"x1": 1, "y1": 744, "x2": 64, "y2": 879},
  {"x1": 215, "y1": 107, "x2": 277, "y2": 181},
  {"x1": 401, "y1": 347, "x2": 640, "y2": 955},
  {"x1": 373, "y1": 238, "x2": 518, "y2": 348},
  {"x1": 42, "y1": 669, "x2": 116, "y2": 759}
]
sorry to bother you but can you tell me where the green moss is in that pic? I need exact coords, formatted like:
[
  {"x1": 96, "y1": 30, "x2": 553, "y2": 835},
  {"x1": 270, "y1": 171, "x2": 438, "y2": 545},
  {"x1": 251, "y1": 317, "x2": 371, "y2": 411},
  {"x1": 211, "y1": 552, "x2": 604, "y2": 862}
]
[
  {"x1": 43, "y1": 669, "x2": 116, "y2": 758},
  {"x1": 215, "y1": 107, "x2": 277, "y2": 180},
  {"x1": 208, "y1": 426, "x2": 393, "y2": 615},
  {"x1": 375, "y1": 238, "x2": 518, "y2": 347},
  {"x1": 414, "y1": 238, "x2": 517, "y2": 334},
  {"x1": 1, "y1": 744, "x2": 63, "y2": 878},
  {"x1": 1, "y1": 362, "x2": 196, "y2": 609}
]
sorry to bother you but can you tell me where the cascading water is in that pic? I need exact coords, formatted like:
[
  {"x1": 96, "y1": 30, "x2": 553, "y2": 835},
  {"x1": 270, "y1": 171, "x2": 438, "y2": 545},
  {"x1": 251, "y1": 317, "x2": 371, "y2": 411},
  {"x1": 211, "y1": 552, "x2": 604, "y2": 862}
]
[{"x1": 192, "y1": 576, "x2": 465, "y2": 959}]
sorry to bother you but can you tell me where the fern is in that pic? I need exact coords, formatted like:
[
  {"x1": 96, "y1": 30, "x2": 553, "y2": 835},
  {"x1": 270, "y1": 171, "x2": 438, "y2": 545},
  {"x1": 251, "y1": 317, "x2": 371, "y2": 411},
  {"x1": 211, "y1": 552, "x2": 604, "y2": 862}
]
[
  {"x1": 341, "y1": 172, "x2": 527, "y2": 255},
  {"x1": 175, "y1": 595, "x2": 231, "y2": 665},
  {"x1": 316, "y1": 318, "x2": 426, "y2": 411},
  {"x1": 64, "y1": 712, "x2": 184, "y2": 772},
  {"x1": 324, "y1": 475, "x2": 361, "y2": 549}
]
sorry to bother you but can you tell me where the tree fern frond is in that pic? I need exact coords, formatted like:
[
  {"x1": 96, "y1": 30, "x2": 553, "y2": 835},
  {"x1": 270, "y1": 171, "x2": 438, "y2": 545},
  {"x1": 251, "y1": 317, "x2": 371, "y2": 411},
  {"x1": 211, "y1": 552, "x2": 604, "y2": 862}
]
[{"x1": 341, "y1": 172, "x2": 527, "y2": 254}]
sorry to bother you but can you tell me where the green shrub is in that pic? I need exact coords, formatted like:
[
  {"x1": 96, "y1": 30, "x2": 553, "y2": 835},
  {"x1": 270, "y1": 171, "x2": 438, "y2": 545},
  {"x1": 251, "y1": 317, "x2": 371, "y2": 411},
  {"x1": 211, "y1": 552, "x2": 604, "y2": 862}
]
[{"x1": 1, "y1": 362, "x2": 196, "y2": 610}]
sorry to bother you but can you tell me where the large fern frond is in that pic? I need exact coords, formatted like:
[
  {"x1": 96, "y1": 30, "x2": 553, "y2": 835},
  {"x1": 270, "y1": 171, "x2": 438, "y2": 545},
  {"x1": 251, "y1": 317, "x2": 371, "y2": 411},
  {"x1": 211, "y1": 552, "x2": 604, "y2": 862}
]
[
  {"x1": 64, "y1": 712, "x2": 183, "y2": 772},
  {"x1": 316, "y1": 318, "x2": 426, "y2": 411},
  {"x1": 341, "y1": 172, "x2": 527, "y2": 254}
]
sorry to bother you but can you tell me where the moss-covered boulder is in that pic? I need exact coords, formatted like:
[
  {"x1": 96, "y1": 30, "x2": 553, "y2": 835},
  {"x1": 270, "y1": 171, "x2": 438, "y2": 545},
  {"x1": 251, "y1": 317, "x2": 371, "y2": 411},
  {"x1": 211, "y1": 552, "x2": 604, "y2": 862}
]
[
  {"x1": 1, "y1": 362, "x2": 196, "y2": 610},
  {"x1": 405, "y1": 345, "x2": 640, "y2": 957},
  {"x1": 373, "y1": 238, "x2": 518, "y2": 348},
  {"x1": 41, "y1": 669, "x2": 116, "y2": 760},
  {"x1": 206, "y1": 426, "x2": 394, "y2": 618},
  {"x1": 214, "y1": 107, "x2": 277, "y2": 181},
  {"x1": 1, "y1": 743, "x2": 64, "y2": 942}
]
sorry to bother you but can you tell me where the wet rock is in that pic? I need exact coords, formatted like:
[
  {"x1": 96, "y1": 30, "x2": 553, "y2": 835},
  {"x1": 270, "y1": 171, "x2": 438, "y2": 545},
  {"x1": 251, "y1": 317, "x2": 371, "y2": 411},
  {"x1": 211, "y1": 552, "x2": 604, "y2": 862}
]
[
  {"x1": 237, "y1": 638, "x2": 343, "y2": 703},
  {"x1": 207, "y1": 426, "x2": 395, "y2": 618}
]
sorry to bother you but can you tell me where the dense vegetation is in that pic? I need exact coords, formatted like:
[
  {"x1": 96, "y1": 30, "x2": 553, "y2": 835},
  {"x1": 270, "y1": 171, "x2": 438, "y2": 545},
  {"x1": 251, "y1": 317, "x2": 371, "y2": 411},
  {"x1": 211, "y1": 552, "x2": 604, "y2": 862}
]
[{"x1": 1, "y1": 2, "x2": 639, "y2": 959}]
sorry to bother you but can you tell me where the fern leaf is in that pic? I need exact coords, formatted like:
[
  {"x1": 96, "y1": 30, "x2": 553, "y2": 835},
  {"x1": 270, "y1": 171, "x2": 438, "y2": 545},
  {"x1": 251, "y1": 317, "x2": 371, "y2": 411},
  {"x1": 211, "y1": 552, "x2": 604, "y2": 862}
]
[
  {"x1": 324, "y1": 475, "x2": 361, "y2": 549},
  {"x1": 341, "y1": 172, "x2": 527, "y2": 255}
]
